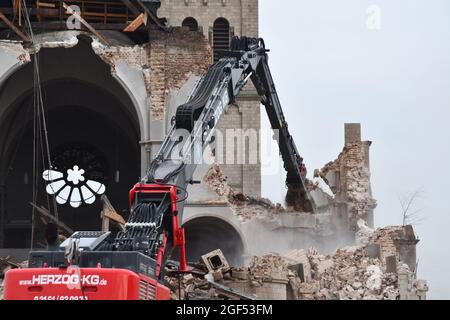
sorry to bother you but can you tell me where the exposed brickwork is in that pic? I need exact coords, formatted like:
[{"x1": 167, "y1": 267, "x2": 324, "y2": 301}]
[
  {"x1": 158, "y1": 0, "x2": 261, "y2": 195},
  {"x1": 93, "y1": 43, "x2": 149, "y2": 69},
  {"x1": 93, "y1": 28, "x2": 212, "y2": 121},
  {"x1": 94, "y1": 2, "x2": 261, "y2": 193},
  {"x1": 319, "y1": 141, "x2": 377, "y2": 229},
  {"x1": 149, "y1": 29, "x2": 212, "y2": 120}
]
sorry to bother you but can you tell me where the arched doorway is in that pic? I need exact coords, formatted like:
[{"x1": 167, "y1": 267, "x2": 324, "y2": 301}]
[
  {"x1": 182, "y1": 17, "x2": 199, "y2": 32},
  {"x1": 183, "y1": 216, "x2": 244, "y2": 266},
  {"x1": 213, "y1": 18, "x2": 230, "y2": 62},
  {"x1": 0, "y1": 37, "x2": 141, "y2": 248}
]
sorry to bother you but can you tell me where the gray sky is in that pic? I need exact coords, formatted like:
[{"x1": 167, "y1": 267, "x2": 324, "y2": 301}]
[{"x1": 259, "y1": 0, "x2": 450, "y2": 299}]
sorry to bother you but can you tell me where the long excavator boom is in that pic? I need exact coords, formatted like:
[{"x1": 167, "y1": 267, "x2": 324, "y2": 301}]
[
  {"x1": 3, "y1": 36, "x2": 316, "y2": 301},
  {"x1": 126, "y1": 36, "x2": 316, "y2": 271}
]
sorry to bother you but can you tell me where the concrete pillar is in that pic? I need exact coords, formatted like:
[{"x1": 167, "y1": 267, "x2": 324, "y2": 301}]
[
  {"x1": 344, "y1": 123, "x2": 361, "y2": 145},
  {"x1": 396, "y1": 226, "x2": 419, "y2": 272},
  {"x1": 398, "y1": 269, "x2": 410, "y2": 300}
]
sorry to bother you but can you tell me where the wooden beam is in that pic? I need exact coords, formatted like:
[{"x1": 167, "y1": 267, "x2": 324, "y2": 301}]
[
  {"x1": 136, "y1": 0, "x2": 167, "y2": 30},
  {"x1": 37, "y1": 2, "x2": 57, "y2": 8},
  {"x1": 29, "y1": 202, "x2": 74, "y2": 235},
  {"x1": 101, "y1": 211, "x2": 110, "y2": 232},
  {"x1": 0, "y1": 21, "x2": 128, "y2": 31},
  {"x1": 101, "y1": 195, "x2": 126, "y2": 231},
  {"x1": 123, "y1": 12, "x2": 146, "y2": 32},
  {"x1": 0, "y1": 11, "x2": 30, "y2": 42},
  {"x1": 62, "y1": 2, "x2": 111, "y2": 46}
]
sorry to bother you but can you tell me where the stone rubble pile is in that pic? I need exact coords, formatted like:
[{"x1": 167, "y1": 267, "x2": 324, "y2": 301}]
[
  {"x1": 229, "y1": 193, "x2": 287, "y2": 222},
  {"x1": 247, "y1": 255, "x2": 289, "y2": 284},
  {"x1": 0, "y1": 256, "x2": 27, "y2": 300},
  {"x1": 292, "y1": 246, "x2": 400, "y2": 300},
  {"x1": 165, "y1": 220, "x2": 427, "y2": 301},
  {"x1": 204, "y1": 164, "x2": 233, "y2": 199},
  {"x1": 204, "y1": 163, "x2": 288, "y2": 222},
  {"x1": 165, "y1": 252, "x2": 291, "y2": 300}
]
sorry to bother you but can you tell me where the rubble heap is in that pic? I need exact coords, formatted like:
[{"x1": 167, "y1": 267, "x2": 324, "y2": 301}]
[
  {"x1": 294, "y1": 246, "x2": 399, "y2": 300},
  {"x1": 229, "y1": 193, "x2": 287, "y2": 222},
  {"x1": 204, "y1": 164, "x2": 233, "y2": 199},
  {"x1": 0, "y1": 256, "x2": 26, "y2": 300},
  {"x1": 165, "y1": 220, "x2": 428, "y2": 301},
  {"x1": 204, "y1": 163, "x2": 288, "y2": 222},
  {"x1": 284, "y1": 223, "x2": 426, "y2": 300},
  {"x1": 248, "y1": 255, "x2": 289, "y2": 284}
]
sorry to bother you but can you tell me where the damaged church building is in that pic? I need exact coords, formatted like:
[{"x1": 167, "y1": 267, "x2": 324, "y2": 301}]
[{"x1": 0, "y1": 0, "x2": 428, "y2": 300}]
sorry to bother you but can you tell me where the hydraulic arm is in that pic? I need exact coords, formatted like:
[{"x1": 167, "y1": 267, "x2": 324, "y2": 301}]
[
  {"x1": 120, "y1": 36, "x2": 315, "y2": 273},
  {"x1": 3, "y1": 37, "x2": 316, "y2": 301}
]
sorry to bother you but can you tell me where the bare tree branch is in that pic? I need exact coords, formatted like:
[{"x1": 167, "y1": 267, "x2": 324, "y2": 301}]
[{"x1": 398, "y1": 188, "x2": 426, "y2": 226}]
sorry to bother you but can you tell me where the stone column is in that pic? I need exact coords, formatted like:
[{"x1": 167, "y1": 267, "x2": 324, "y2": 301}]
[{"x1": 344, "y1": 123, "x2": 361, "y2": 145}]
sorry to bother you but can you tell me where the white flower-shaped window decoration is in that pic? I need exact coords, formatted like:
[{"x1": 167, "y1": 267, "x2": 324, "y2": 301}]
[{"x1": 43, "y1": 165, "x2": 106, "y2": 208}]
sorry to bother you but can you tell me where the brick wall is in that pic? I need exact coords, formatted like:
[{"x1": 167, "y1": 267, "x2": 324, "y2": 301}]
[
  {"x1": 96, "y1": 1, "x2": 262, "y2": 196},
  {"x1": 148, "y1": 29, "x2": 212, "y2": 120},
  {"x1": 158, "y1": 0, "x2": 261, "y2": 196},
  {"x1": 94, "y1": 28, "x2": 212, "y2": 121},
  {"x1": 319, "y1": 140, "x2": 377, "y2": 229}
]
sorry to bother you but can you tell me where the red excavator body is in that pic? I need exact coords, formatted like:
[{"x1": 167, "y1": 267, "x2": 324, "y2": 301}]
[
  {"x1": 3, "y1": 184, "x2": 185, "y2": 300},
  {"x1": 4, "y1": 267, "x2": 170, "y2": 300}
]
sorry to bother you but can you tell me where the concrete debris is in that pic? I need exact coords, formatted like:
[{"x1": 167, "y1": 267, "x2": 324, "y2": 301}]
[
  {"x1": 230, "y1": 193, "x2": 286, "y2": 222},
  {"x1": 204, "y1": 163, "x2": 288, "y2": 221},
  {"x1": 311, "y1": 174, "x2": 335, "y2": 198},
  {"x1": 287, "y1": 227, "x2": 427, "y2": 300},
  {"x1": 204, "y1": 164, "x2": 233, "y2": 199},
  {"x1": 0, "y1": 256, "x2": 27, "y2": 300},
  {"x1": 0, "y1": 256, "x2": 23, "y2": 278},
  {"x1": 166, "y1": 253, "x2": 290, "y2": 300},
  {"x1": 293, "y1": 246, "x2": 400, "y2": 300},
  {"x1": 282, "y1": 249, "x2": 312, "y2": 282},
  {"x1": 247, "y1": 254, "x2": 289, "y2": 284},
  {"x1": 201, "y1": 249, "x2": 230, "y2": 273},
  {"x1": 397, "y1": 263, "x2": 428, "y2": 300},
  {"x1": 172, "y1": 219, "x2": 427, "y2": 300},
  {"x1": 355, "y1": 219, "x2": 375, "y2": 246},
  {"x1": 365, "y1": 265, "x2": 383, "y2": 291}
]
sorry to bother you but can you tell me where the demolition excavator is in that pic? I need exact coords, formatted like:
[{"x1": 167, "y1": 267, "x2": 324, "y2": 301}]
[{"x1": 3, "y1": 36, "x2": 315, "y2": 300}]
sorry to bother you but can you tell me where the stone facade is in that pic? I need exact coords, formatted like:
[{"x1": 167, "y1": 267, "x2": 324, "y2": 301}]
[
  {"x1": 158, "y1": 0, "x2": 262, "y2": 197},
  {"x1": 158, "y1": 0, "x2": 262, "y2": 200},
  {"x1": 159, "y1": 0, "x2": 259, "y2": 39},
  {"x1": 0, "y1": 0, "x2": 262, "y2": 249}
]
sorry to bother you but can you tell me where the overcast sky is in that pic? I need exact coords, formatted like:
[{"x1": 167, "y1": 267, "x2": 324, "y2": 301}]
[{"x1": 259, "y1": 0, "x2": 450, "y2": 299}]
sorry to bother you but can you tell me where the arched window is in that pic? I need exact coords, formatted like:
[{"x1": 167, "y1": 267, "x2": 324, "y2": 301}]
[
  {"x1": 182, "y1": 17, "x2": 199, "y2": 32},
  {"x1": 213, "y1": 18, "x2": 230, "y2": 62}
]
